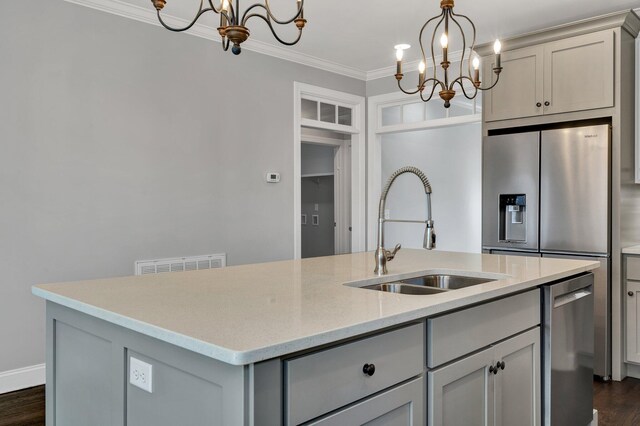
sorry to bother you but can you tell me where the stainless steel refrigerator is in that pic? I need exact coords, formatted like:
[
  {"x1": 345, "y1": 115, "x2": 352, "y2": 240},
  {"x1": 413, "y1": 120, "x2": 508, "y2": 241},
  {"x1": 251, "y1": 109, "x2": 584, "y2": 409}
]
[{"x1": 482, "y1": 124, "x2": 610, "y2": 379}]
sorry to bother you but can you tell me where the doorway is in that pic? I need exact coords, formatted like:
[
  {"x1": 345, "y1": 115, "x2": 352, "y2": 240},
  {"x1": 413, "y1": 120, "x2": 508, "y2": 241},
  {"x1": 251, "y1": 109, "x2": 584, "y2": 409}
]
[
  {"x1": 300, "y1": 130, "x2": 352, "y2": 258},
  {"x1": 293, "y1": 83, "x2": 366, "y2": 259}
]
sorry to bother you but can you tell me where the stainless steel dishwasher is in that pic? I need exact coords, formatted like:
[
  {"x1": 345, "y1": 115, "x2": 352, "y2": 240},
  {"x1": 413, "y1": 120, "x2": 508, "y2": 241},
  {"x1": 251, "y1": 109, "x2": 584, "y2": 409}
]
[{"x1": 542, "y1": 273, "x2": 594, "y2": 426}]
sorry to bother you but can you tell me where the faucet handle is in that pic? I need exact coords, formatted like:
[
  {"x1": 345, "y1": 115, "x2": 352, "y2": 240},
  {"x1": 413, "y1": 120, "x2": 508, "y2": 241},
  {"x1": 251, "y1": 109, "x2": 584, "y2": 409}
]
[{"x1": 386, "y1": 244, "x2": 401, "y2": 261}]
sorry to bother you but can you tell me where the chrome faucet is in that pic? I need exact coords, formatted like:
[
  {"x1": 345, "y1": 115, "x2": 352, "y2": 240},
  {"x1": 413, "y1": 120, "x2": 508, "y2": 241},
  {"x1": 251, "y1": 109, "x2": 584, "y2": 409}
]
[{"x1": 375, "y1": 166, "x2": 435, "y2": 275}]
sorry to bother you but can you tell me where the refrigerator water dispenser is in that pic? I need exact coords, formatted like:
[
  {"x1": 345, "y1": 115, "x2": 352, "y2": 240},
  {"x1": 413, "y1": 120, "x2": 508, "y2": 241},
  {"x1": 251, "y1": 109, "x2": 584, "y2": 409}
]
[{"x1": 499, "y1": 194, "x2": 527, "y2": 242}]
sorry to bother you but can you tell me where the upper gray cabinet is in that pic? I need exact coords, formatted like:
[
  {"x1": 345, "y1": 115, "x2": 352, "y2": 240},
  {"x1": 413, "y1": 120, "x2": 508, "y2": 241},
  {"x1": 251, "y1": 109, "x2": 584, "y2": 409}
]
[{"x1": 484, "y1": 30, "x2": 614, "y2": 122}]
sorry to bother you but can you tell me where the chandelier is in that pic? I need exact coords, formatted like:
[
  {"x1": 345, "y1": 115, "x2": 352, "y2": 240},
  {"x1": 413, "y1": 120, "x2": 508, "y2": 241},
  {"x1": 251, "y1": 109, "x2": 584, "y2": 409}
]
[
  {"x1": 395, "y1": 0, "x2": 502, "y2": 108},
  {"x1": 150, "y1": 0, "x2": 306, "y2": 55}
]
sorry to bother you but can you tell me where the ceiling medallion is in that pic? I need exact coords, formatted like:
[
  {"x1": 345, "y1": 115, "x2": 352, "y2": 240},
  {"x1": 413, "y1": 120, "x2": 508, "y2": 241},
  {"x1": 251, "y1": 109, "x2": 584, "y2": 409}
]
[
  {"x1": 150, "y1": 0, "x2": 306, "y2": 55},
  {"x1": 394, "y1": 0, "x2": 502, "y2": 108}
]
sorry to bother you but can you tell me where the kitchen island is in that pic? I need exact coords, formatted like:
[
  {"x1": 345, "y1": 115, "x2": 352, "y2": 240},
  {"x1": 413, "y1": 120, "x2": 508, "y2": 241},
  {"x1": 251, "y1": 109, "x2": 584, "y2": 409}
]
[{"x1": 33, "y1": 249, "x2": 598, "y2": 425}]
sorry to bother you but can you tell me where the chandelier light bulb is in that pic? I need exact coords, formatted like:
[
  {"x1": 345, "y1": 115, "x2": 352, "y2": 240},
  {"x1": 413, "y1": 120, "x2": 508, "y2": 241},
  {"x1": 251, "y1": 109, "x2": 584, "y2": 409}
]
[
  {"x1": 493, "y1": 39, "x2": 502, "y2": 54},
  {"x1": 419, "y1": 61, "x2": 426, "y2": 74},
  {"x1": 396, "y1": 48, "x2": 404, "y2": 62},
  {"x1": 472, "y1": 56, "x2": 480, "y2": 70},
  {"x1": 222, "y1": 0, "x2": 229, "y2": 11},
  {"x1": 440, "y1": 33, "x2": 449, "y2": 49}
]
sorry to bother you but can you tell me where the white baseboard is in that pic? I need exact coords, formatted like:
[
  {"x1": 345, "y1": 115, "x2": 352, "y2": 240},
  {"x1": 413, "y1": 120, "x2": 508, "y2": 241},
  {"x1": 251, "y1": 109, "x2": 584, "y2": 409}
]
[
  {"x1": 590, "y1": 409, "x2": 598, "y2": 426},
  {"x1": 0, "y1": 364, "x2": 46, "y2": 394},
  {"x1": 626, "y1": 362, "x2": 640, "y2": 379}
]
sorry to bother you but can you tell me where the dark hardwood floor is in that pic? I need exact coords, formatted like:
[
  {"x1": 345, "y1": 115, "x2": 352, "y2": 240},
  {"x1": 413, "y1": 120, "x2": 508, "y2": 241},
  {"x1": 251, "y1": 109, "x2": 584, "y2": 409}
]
[
  {"x1": 0, "y1": 379, "x2": 639, "y2": 425},
  {"x1": 0, "y1": 386, "x2": 44, "y2": 426},
  {"x1": 594, "y1": 377, "x2": 640, "y2": 425}
]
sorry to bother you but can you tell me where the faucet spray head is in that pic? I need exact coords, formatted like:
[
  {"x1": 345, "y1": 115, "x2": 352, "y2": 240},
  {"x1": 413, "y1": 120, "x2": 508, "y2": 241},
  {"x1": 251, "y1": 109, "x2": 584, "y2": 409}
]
[{"x1": 424, "y1": 220, "x2": 436, "y2": 250}]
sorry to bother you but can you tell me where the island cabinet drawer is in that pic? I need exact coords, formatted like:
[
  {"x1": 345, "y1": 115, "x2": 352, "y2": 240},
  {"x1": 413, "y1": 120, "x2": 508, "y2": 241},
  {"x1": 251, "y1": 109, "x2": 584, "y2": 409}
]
[
  {"x1": 427, "y1": 289, "x2": 540, "y2": 368},
  {"x1": 627, "y1": 256, "x2": 640, "y2": 281},
  {"x1": 284, "y1": 322, "x2": 425, "y2": 425}
]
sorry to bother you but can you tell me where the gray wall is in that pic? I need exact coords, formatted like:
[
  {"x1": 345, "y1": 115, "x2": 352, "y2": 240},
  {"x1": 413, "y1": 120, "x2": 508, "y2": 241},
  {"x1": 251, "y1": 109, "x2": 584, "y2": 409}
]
[
  {"x1": 381, "y1": 123, "x2": 482, "y2": 254},
  {"x1": 0, "y1": 1, "x2": 364, "y2": 374}
]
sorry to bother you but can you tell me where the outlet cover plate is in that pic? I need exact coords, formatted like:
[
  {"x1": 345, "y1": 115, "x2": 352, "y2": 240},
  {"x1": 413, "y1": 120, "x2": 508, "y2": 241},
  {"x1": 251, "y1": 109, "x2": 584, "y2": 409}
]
[{"x1": 130, "y1": 356, "x2": 153, "y2": 393}]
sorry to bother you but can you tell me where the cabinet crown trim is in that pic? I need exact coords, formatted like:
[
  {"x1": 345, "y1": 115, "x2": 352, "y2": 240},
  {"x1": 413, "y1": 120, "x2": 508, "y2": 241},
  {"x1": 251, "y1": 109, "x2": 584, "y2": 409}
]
[{"x1": 476, "y1": 9, "x2": 640, "y2": 56}]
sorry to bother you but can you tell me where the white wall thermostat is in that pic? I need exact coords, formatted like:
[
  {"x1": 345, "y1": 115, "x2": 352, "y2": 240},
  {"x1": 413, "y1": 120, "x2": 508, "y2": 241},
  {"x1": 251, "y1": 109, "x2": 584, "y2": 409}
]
[{"x1": 266, "y1": 172, "x2": 280, "y2": 183}]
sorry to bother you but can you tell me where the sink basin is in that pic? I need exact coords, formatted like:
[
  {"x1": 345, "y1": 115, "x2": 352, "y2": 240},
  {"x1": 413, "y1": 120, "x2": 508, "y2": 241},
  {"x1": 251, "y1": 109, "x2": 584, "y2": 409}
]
[
  {"x1": 400, "y1": 274, "x2": 496, "y2": 290},
  {"x1": 347, "y1": 272, "x2": 501, "y2": 295},
  {"x1": 363, "y1": 283, "x2": 448, "y2": 295}
]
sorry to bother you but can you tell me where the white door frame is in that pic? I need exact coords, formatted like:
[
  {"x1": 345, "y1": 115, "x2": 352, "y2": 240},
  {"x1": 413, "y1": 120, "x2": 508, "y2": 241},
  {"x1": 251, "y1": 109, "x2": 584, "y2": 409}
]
[
  {"x1": 301, "y1": 135, "x2": 351, "y2": 255},
  {"x1": 294, "y1": 82, "x2": 366, "y2": 259},
  {"x1": 366, "y1": 91, "x2": 481, "y2": 250}
]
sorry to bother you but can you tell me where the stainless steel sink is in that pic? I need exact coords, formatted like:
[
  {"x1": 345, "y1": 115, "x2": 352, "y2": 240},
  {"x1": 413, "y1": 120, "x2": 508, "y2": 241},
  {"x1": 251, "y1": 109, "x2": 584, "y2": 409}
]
[
  {"x1": 350, "y1": 273, "x2": 499, "y2": 295},
  {"x1": 400, "y1": 274, "x2": 496, "y2": 290},
  {"x1": 362, "y1": 283, "x2": 448, "y2": 295}
]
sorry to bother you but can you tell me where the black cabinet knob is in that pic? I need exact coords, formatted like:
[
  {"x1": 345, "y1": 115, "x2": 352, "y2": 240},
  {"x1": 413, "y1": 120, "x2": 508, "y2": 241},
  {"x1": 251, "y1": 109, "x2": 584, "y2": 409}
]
[
  {"x1": 362, "y1": 363, "x2": 376, "y2": 376},
  {"x1": 499, "y1": 361, "x2": 506, "y2": 370},
  {"x1": 629, "y1": 291, "x2": 634, "y2": 297},
  {"x1": 489, "y1": 365, "x2": 495, "y2": 374},
  {"x1": 544, "y1": 101, "x2": 550, "y2": 106},
  {"x1": 536, "y1": 102, "x2": 542, "y2": 107}
]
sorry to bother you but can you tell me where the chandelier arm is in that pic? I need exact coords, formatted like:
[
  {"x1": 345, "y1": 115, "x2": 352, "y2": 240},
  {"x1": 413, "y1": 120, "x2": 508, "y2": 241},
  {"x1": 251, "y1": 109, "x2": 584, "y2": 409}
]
[
  {"x1": 450, "y1": 10, "x2": 477, "y2": 80},
  {"x1": 222, "y1": 36, "x2": 231, "y2": 51},
  {"x1": 451, "y1": 76, "x2": 478, "y2": 100},
  {"x1": 254, "y1": 0, "x2": 303, "y2": 25},
  {"x1": 206, "y1": 0, "x2": 223, "y2": 14},
  {"x1": 419, "y1": 78, "x2": 441, "y2": 102},
  {"x1": 478, "y1": 72, "x2": 501, "y2": 91},
  {"x1": 418, "y1": 10, "x2": 445, "y2": 80},
  {"x1": 241, "y1": 4, "x2": 269, "y2": 24},
  {"x1": 157, "y1": 3, "x2": 213, "y2": 32},
  {"x1": 428, "y1": 19, "x2": 442, "y2": 80},
  {"x1": 397, "y1": 79, "x2": 422, "y2": 95},
  {"x1": 447, "y1": 13, "x2": 467, "y2": 81},
  {"x1": 244, "y1": 13, "x2": 303, "y2": 45}
]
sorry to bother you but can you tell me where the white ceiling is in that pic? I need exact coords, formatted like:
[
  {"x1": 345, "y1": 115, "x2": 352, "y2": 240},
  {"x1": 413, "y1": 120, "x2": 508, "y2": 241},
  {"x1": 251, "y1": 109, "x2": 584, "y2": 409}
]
[{"x1": 83, "y1": 0, "x2": 640, "y2": 76}]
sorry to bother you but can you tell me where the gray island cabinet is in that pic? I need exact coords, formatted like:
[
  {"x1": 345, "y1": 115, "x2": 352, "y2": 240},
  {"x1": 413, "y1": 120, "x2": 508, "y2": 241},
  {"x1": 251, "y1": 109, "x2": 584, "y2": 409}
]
[{"x1": 33, "y1": 250, "x2": 598, "y2": 425}]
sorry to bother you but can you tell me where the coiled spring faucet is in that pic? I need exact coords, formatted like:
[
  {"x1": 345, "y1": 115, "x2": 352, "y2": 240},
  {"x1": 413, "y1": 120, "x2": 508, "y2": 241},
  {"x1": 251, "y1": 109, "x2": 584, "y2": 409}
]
[{"x1": 375, "y1": 166, "x2": 436, "y2": 275}]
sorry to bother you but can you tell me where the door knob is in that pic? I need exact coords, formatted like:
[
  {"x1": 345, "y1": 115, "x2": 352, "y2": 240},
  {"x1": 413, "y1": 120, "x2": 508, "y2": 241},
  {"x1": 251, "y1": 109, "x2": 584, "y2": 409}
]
[{"x1": 629, "y1": 291, "x2": 634, "y2": 297}]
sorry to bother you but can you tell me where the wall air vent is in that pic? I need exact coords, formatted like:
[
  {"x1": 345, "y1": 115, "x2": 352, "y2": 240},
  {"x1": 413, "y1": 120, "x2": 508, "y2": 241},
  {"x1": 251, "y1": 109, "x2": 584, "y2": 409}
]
[{"x1": 134, "y1": 253, "x2": 227, "y2": 276}]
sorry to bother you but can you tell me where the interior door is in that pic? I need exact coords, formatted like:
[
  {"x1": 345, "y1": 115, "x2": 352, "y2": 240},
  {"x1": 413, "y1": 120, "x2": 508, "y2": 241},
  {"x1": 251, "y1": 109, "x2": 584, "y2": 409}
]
[{"x1": 540, "y1": 125, "x2": 609, "y2": 254}]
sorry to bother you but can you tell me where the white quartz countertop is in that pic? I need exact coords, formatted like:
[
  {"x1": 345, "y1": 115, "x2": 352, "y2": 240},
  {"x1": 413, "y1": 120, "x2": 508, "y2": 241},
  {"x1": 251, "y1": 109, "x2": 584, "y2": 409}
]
[
  {"x1": 623, "y1": 245, "x2": 640, "y2": 254},
  {"x1": 33, "y1": 249, "x2": 598, "y2": 365}
]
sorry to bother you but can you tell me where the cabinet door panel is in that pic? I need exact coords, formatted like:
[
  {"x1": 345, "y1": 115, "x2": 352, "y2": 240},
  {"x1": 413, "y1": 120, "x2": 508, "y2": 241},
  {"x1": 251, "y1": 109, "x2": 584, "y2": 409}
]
[
  {"x1": 308, "y1": 376, "x2": 424, "y2": 426},
  {"x1": 543, "y1": 30, "x2": 614, "y2": 114},
  {"x1": 626, "y1": 280, "x2": 640, "y2": 363},
  {"x1": 483, "y1": 45, "x2": 544, "y2": 122},
  {"x1": 428, "y1": 347, "x2": 494, "y2": 426},
  {"x1": 493, "y1": 328, "x2": 541, "y2": 426}
]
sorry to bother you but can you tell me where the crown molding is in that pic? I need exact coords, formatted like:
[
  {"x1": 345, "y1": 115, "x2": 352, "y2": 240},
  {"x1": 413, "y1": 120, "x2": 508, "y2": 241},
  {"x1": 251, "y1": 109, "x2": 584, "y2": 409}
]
[
  {"x1": 476, "y1": 8, "x2": 640, "y2": 56},
  {"x1": 64, "y1": 0, "x2": 368, "y2": 80},
  {"x1": 366, "y1": 50, "x2": 466, "y2": 81}
]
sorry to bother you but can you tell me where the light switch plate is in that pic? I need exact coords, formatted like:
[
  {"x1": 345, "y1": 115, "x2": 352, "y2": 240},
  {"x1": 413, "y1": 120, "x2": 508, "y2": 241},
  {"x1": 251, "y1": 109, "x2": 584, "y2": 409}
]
[{"x1": 130, "y1": 356, "x2": 153, "y2": 393}]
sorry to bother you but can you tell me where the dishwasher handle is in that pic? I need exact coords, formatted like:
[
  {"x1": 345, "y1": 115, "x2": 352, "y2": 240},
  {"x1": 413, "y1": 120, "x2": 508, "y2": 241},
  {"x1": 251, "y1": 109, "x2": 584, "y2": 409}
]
[{"x1": 553, "y1": 285, "x2": 592, "y2": 309}]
